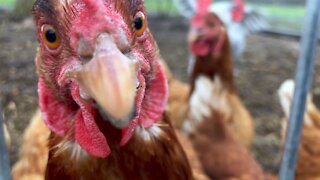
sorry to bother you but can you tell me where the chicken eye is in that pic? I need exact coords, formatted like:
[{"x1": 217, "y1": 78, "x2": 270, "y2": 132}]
[
  {"x1": 41, "y1": 25, "x2": 61, "y2": 50},
  {"x1": 133, "y1": 12, "x2": 147, "y2": 37}
]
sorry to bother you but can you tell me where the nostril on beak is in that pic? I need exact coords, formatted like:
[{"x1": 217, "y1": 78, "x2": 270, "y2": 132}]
[{"x1": 78, "y1": 38, "x2": 94, "y2": 62}]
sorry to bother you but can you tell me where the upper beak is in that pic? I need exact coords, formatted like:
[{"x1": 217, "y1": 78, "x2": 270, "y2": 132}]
[{"x1": 69, "y1": 33, "x2": 136, "y2": 127}]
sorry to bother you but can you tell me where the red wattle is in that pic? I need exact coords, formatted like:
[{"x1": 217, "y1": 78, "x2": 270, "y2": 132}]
[
  {"x1": 120, "y1": 61, "x2": 168, "y2": 145},
  {"x1": 138, "y1": 62, "x2": 168, "y2": 128},
  {"x1": 39, "y1": 79, "x2": 110, "y2": 158},
  {"x1": 192, "y1": 40, "x2": 210, "y2": 56},
  {"x1": 72, "y1": 85, "x2": 110, "y2": 158}
]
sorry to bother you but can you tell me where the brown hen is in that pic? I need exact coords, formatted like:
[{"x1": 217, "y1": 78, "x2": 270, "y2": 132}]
[
  {"x1": 164, "y1": 3, "x2": 254, "y2": 148},
  {"x1": 188, "y1": 75, "x2": 274, "y2": 180},
  {"x1": 12, "y1": 0, "x2": 209, "y2": 179},
  {"x1": 279, "y1": 79, "x2": 320, "y2": 180}
]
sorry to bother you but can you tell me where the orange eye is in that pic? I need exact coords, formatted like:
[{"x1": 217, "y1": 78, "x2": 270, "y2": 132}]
[
  {"x1": 133, "y1": 12, "x2": 147, "y2": 37},
  {"x1": 41, "y1": 25, "x2": 61, "y2": 50}
]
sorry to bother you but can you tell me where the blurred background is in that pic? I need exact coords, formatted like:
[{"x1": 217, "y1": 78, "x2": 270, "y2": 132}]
[{"x1": 1, "y1": 0, "x2": 319, "y2": 176}]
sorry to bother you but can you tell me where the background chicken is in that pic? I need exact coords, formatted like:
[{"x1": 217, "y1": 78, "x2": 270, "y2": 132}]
[
  {"x1": 11, "y1": 0, "x2": 212, "y2": 179},
  {"x1": 166, "y1": 0, "x2": 254, "y2": 148},
  {"x1": 187, "y1": 75, "x2": 274, "y2": 179},
  {"x1": 173, "y1": 0, "x2": 267, "y2": 63},
  {"x1": 279, "y1": 80, "x2": 320, "y2": 180}
]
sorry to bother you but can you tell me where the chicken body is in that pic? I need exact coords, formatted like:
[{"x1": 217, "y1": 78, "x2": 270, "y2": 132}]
[
  {"x1": 187, "y1": 75, "x2": 273, "y2": 179},
  {"x1": 12, "y1": 110, "x2": 49, "y2": 180},
  {"x1": 12, "y1": 110, "x2": 208, "y2": 180},
  {"x1": 165, "y1": 62, "x2": 253, "y2": 148},
  {"x1": 11, "y1": 110, "x2": 196, "y2": 179},
  {"x1": 279, "y1": 80, "x2": 320, "y2": 180},
  {"x1": 45, "y1": 115, "x2": 193, "y2": 179}
]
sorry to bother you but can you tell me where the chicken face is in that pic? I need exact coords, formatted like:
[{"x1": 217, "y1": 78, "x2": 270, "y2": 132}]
[
  {"x1": 33, "y1": 0, "x2": 168, "y2": 157},
  {"x1": 189, "y1": 0, "x2": 226, "y2": 58},
  {"x1": 189, "y1": 12, "x2": 226, "y2": 58}
]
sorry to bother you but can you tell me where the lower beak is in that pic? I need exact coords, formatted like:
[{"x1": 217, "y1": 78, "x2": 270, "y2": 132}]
[{"x1": 69, "y1": 33, "x2": 136, "y2": 127}]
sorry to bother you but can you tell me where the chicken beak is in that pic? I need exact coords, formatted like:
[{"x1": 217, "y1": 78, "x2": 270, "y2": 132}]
[
  {"x1": 188, "y1": 28, "x2": 200, "y2": 44},
  {"x1": 69, "y1": 33, "x2": 136, "y2": 127}
]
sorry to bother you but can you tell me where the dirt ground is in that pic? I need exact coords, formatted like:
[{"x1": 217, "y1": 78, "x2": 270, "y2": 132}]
[{"x1": 1, "y1": 11, "x2": 320, "y2": 175}]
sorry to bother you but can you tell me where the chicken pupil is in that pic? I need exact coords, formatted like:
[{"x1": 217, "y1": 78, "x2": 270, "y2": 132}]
[
  {"x1": 45, "y1": 29, "x2": 57, "y2": 43},
  {"x1": 134, "y1": 17, "x2": 143, "y2": 30}
]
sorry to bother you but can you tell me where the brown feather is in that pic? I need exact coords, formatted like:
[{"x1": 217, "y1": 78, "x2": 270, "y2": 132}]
[
  {"x1": 279, "y1": 85, "x2": 320, "y2": 180},
  {"x1": 12, "y1": 110, "x2": 49, "y2": 180},
  {"x1": 189, "y1": 32, "x2": 235, "y2": 95},
  {"x1": 45, "y1": 114, "x2": 194, "y2": 180},
  {"x1": 188, "y1": 78, "x2": 273, "y2": 179}
]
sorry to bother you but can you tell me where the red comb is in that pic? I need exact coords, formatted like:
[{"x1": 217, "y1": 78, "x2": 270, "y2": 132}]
[
  {"x1": 232, "y1": 0, "x2": 245, "y2": 22},
  {"x1": 196, "y1": 0, "x2": 212, "y2": 14}
]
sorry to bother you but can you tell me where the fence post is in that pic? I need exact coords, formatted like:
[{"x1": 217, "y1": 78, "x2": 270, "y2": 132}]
[
  {"x1": 0, "y1": 101, "x2": 11, "y2": 180},
  {"x1": 279, "y1": 0, "x2": 320, "y2": 179}
]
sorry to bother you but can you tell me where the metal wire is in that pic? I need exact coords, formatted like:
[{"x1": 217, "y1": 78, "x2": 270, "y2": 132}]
[
  {"x1": 279, "y1": 0, "x2": 320, "y2": 179},
  {"x1": 0, "y1": 101, "x2": 11, "y2": 180}
]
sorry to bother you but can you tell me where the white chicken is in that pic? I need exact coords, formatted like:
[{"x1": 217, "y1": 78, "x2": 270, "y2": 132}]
[{"x1": 209, "y1": 0, "x2": 267, "y2": 61}]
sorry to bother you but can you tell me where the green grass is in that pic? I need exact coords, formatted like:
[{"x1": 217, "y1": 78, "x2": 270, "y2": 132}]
[
  {"x1": 0, "y1": 0, "x2": 15, "y2": 4},
  {"x1": 253, "y1": 4, "x2": 305, "y2": 18},
  {"x1": 145, "y1": 1, "x2": 178, "y2": 14},
  {"x1": 0, "y1": 0, "x2": 15, "y2": 9}
]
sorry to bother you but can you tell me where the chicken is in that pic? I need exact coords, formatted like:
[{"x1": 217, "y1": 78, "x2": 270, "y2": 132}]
[
  {"x1": 11, "y1": 0, "x2": 208, "y2": 179},
  {"x1": 12, "y1": 110, "x2": 49, "y2": 180},
  {"x1": 279, "y1": 79, "x2": 320, "y2": 180},
  {"x1": 188, "y1": 75, "x2": 274, "y2": 179},
  {"x1": 166, "y1": 0, "x2": 254, "y2": 148},
  {"x1": 173, "y1": 0, "x2": 267, "y2": 62},
  {"x1": 176, "y1": 130, "x2": 210, "y2": 180},
  {"x1": 161, "y1": 60, "x2": 191, "y2": 127}
]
